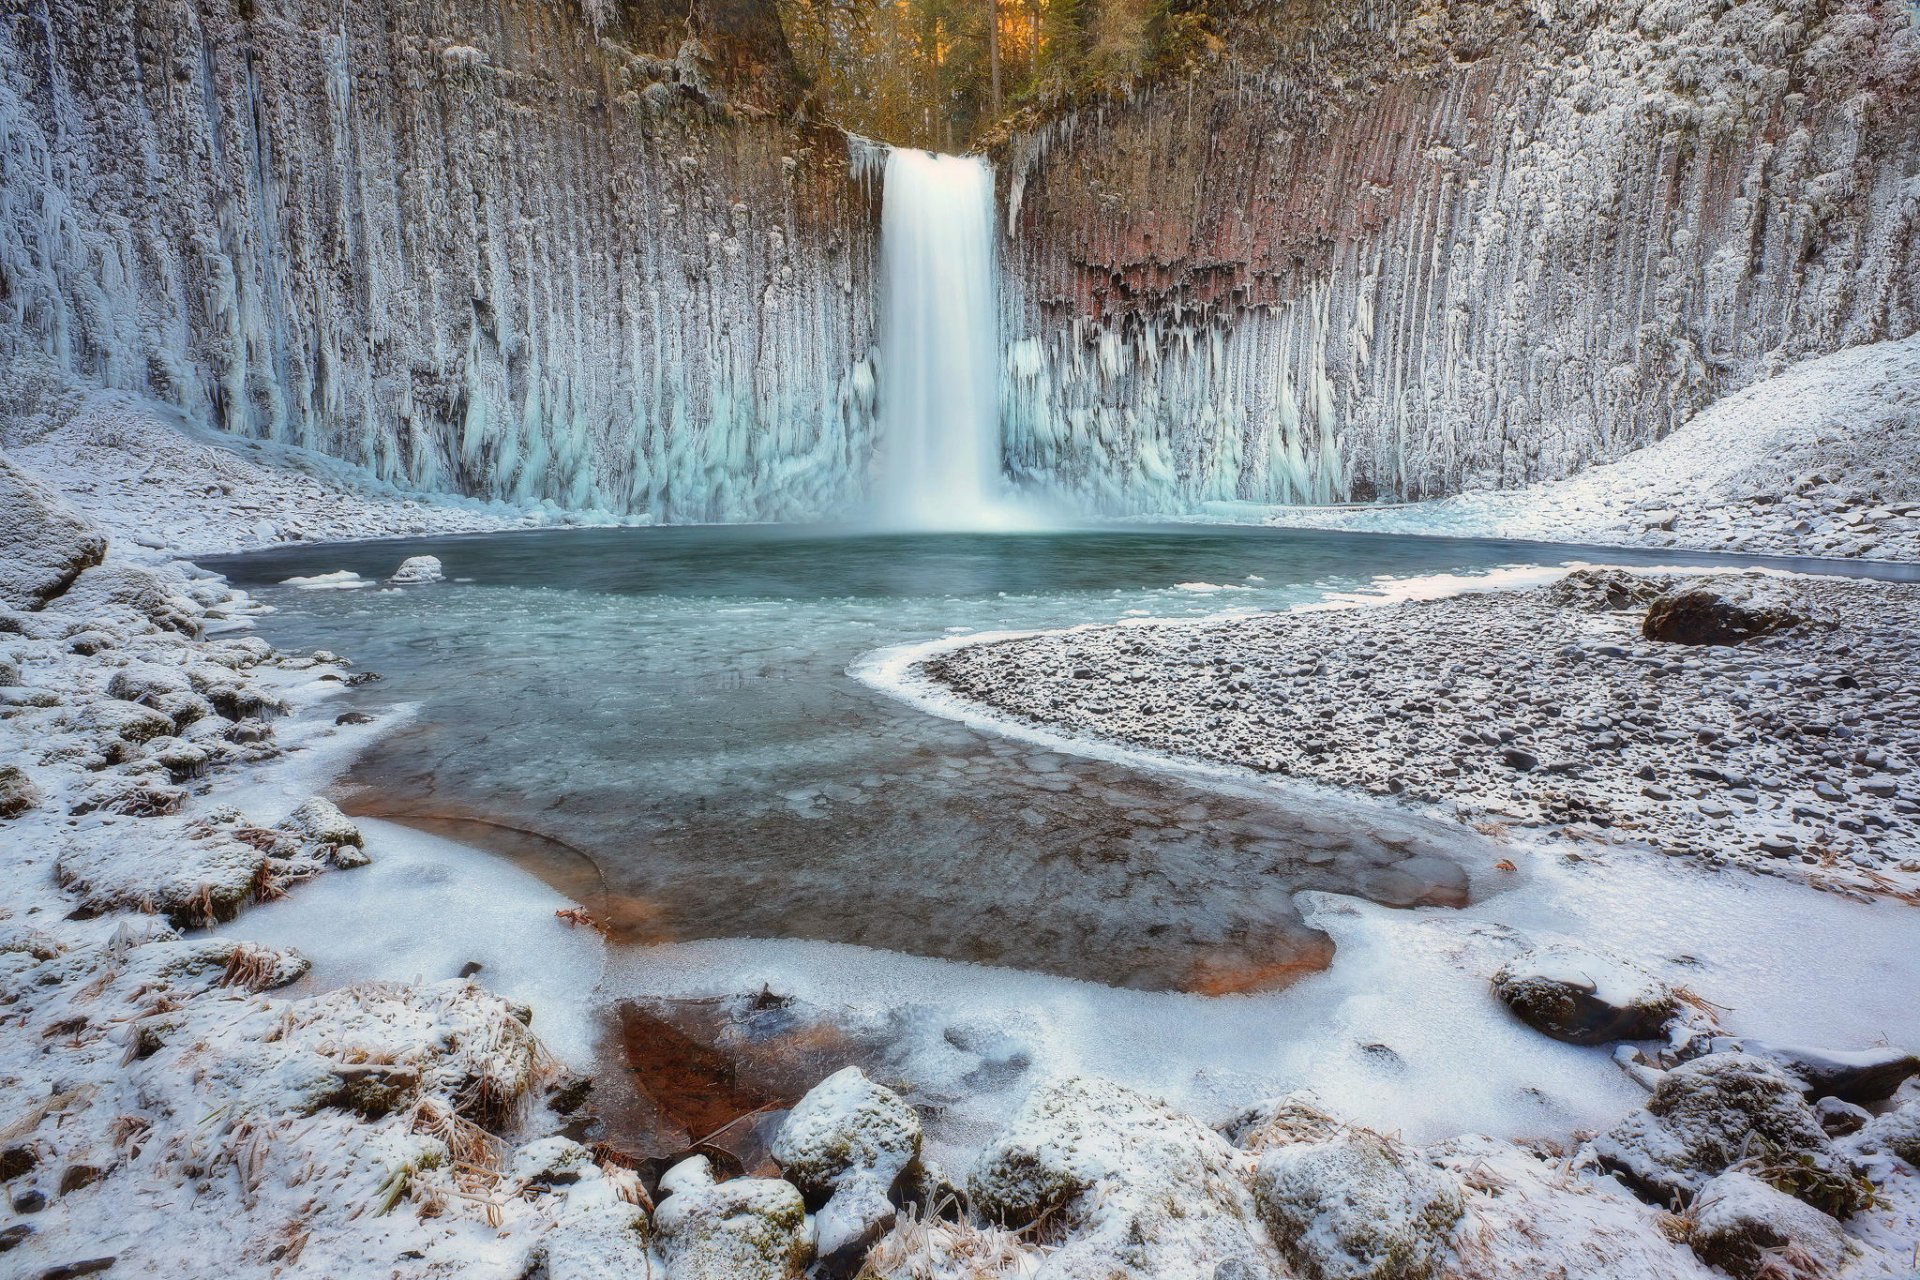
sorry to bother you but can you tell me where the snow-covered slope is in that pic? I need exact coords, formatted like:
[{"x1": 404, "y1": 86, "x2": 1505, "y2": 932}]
[{"x1": 1254, "y1": 334, "x2": 1920, "y2": 561}]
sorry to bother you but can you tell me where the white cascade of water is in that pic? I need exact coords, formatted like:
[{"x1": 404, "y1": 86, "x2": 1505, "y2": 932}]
[{"x1": 874, "y1": 148, "x2": 1005, "y2": 529}]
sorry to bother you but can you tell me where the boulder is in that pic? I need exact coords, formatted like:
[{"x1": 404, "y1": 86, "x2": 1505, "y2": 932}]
[
  {"x1": 0, "y1": 766, "x2": 41, "y2": 819},
  {"x1": 277, "y1": 797, "x2": 365, "y2": 853},
  {"x1": 1858, "y1": 1100, "x2": 1920, "y2": 1167},
  {"x1": 0, "y1": 452, "x2": 107, "y2": 610},
  {"x1": 1687, "y1": 1171, "x2": 1851, "y2": 1280},
  {"x1": 106, "y1": 663, "x2": 194, "y2": 705},
  {"x1": 55, "y1": 831, "x2": 266, "y2": 926},
  {"x1": 772, "y1": 1067, "x2": 922, "y2": 1276},
  {"x1": 1707, "y1": 1037, "x2": 1920, "y2": 1104},
  {"x1": 1643, "y1": 582, "x2": 1803, "y2": 646},
  {"x1": 1490, "y1": 943, "x2": 1678, "y2": 1045},
  {"x1": 969, "y1": 1075, "x2": 1281, "y2": 1280},
  {"x1": 388, "y1": 555, "x2": 445, "y2": 584},
  {"x1": 1592, "y1": 1054, "x2": 1869, "y2": 1216},
  {"x1": 1543, "y1": 568, "x2": 1665, "y2": 614},
  {"x1": 512, "y1": 1137, "x2": 599, "y2": 1189},
  {"x1": 653, "y1": 1155, "x2": 812, "y2": 1280},
  {"x1": 772, "y1": 1066, "x2": 921, "y2": 1199},
  {"x1": 1253, "y1": 1131, "x2": 1463, "y2": 1280},
  {"x1": 50, "y1": 564, "x2": 200, "y2": 635},
  {"x1": 538, "y1": 1203, "x2": 653, "y2": 1280}
]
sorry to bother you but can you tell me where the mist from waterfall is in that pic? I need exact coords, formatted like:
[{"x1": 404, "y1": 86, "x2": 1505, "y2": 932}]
[{"x1": 874, "y1": 149, "x2": 1009, "y2": 529}]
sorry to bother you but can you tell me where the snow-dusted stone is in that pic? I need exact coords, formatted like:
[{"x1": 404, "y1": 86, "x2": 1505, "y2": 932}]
[
  {"x1": 277, "y1": 796, "x2": 365, "y2": 853},
  {"x1": 1543, "y1": 568, "x2": 1665, "y2": 613},
  {"x1": 0, "y1": 765, "x2": 42, "y2": 819},
  {"x1": 654, "y1": 1155, "x2": 813, "y2": 1280},
  {"x1": 1592, "y1": 1054, "x2": 1869, "y2": 1216},
  {"x1": 82, "y1": 698, "x2": 177, "y2": 744},
  {"x1": 54, "y1": 829, "x2": 267, "y2": 926},
  {"x1": 1707, "y1": 1037, "x2": 1920, "y2": 1104},
  {"x1": 1687, "y1": 1171, "x2": 1852, "y2": 1279},
  {"x1": 1858, "y1": 1100, "x2": 1920, "y2": 1167},
  {"x1": 106, "y1": 661, "x2": 194, "y2": 704},
  {"x1": 387, "y1": 555, "x2": 445, "y2": 584},
  {"x1": 1642, "y1": 583, "x2": 1804, "y2": 646},
  {"x1": 512, "y1": 1136, "x2": 598, "y2": 1188},
  {"x1": 129, "y1": 937, "x2": 310, "y2": 993},
  {"x1": 1490, "y1": 943, "x2": 1678, "y2": 1045},
  {"x1": 1253, "y1": 1130, "x2": 1464, "y2": 1280},
  {"x1": 538, "y1": 1203, "x2": 653, "y2": 1280},
  {"x1": 0, "y1": 654, "x2": 18, "y2": 686},
  {"x1": 49, "y1": 564, "x2": 201, "y2": 636},
  {"x1": 773, "y1": 1066, "x2": 922, "y2": 1198},
  {"x1": 0, "y1": 451, "x2": 107, "y2": 610},
  {"x1": 968, "y1": 1075, "x2": 1282, "y2": 1279}
]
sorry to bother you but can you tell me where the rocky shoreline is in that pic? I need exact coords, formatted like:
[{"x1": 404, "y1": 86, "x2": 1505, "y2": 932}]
[{"x1": 922, "y1": 567, "x2": 1920, "y2": 903}]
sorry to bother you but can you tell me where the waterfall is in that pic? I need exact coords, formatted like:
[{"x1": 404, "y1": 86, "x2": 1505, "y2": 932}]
[{"x1": 874, "y1": 149, "x2": 1004, "y2": 529}]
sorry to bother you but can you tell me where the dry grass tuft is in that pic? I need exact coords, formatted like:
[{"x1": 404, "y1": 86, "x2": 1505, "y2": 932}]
[{"x1": 860, "y1": 1202, "x2": 1046, "y2": 1279}]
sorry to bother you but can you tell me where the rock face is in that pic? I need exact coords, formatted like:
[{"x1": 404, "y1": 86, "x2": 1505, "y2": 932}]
[
  {"x1": 1687, "y1": 1171, "x2": 1852, "y2": 1280},
  {"x1": 0, "y1": 452, "x2": 107, "y2": 610},
  {"x1": 1643, "y1": 585, "x2": 1806, "y2": 646},
  {"x1": 0, "y1": 0, "x2": 878, "y2": 524},
  {"x1": 1593, "y1": 1054, "x2": 1870, "y2": 1217},
  {"x1": 1253, "y1": 1130, "x2": 1464, "y2": 1280},
  {"x1": 998, "y1": 0, "x2": 1920, "y2": 511},
  {"x1": 968, "y1": 1075, "x2": 1282, "y2": 1279},
  {"x1": 1490, "y1": 943, "x2": 1679, "y2": 1046}
]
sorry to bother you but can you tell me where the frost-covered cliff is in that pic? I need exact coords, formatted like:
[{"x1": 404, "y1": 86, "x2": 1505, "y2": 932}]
[
  {"x1": 0, "y1": 0, "x2": 877, "y2": 521},
  {"x1": 999, "y1": 0, "x2": 1920, "y2": 512}
]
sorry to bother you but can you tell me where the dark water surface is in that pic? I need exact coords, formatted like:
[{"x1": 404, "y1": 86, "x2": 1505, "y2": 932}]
[{"x1": 207, "y1": 524, "x2": 1911, "y2": 992}]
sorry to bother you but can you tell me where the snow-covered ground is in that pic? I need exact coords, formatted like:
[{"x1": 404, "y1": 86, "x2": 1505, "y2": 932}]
[
  {"x1": 1236, "y1": 335, "x2": 1920, "y2": 564},
  {"x1": 0, "y1": 380, "x2": 639, "y2": 557}
]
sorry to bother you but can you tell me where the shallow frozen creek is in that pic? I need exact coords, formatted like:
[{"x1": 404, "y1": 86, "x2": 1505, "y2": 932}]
[{"x1": 211, "y1": 524, "x2": 1920, "y2": 1162}]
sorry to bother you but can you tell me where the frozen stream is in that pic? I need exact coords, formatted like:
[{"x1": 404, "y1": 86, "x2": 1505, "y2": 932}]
[{"x1": 210, "y1": 525, "x2": 1920, "y2": 1156}]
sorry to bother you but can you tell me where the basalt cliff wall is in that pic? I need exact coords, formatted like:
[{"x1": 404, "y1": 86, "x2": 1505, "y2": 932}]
[
  {"x1": 3, "y1": 0, "x2": 1917, "y2": 520},
  {"x1": 0, "y1": 0, "x2": 878, "y2": 521},
  {"x1": 998, "y1": 0, "x2": 1920, "y2": 511}
]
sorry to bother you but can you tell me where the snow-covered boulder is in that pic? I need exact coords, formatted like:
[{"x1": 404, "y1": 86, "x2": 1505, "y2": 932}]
[
  {"x1": 654, "y1": 1155, "x2": 813, "y2": 1280},
  {"x1": 1490, "y1": 943, "x2": 1678, "y2": 1045},
  {"x1": 0, "y1": 765, "x2": 42, "y2": 819},
  {"x1": 1544, "y1": 568, "x2": 1666, "y2": 613},
  {"x1": 1687, "y1": 1171, "x2": 1852, "y2": 1279},
  {"x1": 1707, "y1": 1037, "x2": 1920, "y2": 1104},
  {"x1": 968, "y1": 1075, "x2": 1281, "y2": 1279},
  {"x1": 538, "y1": 1203, "x2": 653, "y2": 1280},
  {"x1": 49, "y1": 563, "x2": 201, "y2": 636},
  {"x1": 512, "y1": 1136, "x2": 599, "y2": 1189},
  {"x1": 277, "y1": 796, "x2": 365, "y2": 855},
  {"x1": 388, "y1": 555, "x2": 445, "y2": 584},
  {"x1": 0, "y1": 451, "x2": 107, "y2": 610},
  {"x1": 1592, "y1": 1054, "x2": 1869, "y2": 1216},
  {"x1": 772, "y1": 1066, "x2": 922, "y2": 1273},
  {"x1": 106, "y1": 661, "x2": 194, "y2": 705},
  {"x1": 1858, "y1": 1100, "x2": 1920, "y2": 1167},
  {"x1": 773, "y1": 1066, "x2": 921, "y2": 1197},
  {"x1": 1253, "y1": 1130, "x2": 1463, "y2": 1280},
  {"x1": 54, "y1": 828, "x2": 267, "y2": 925}
]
